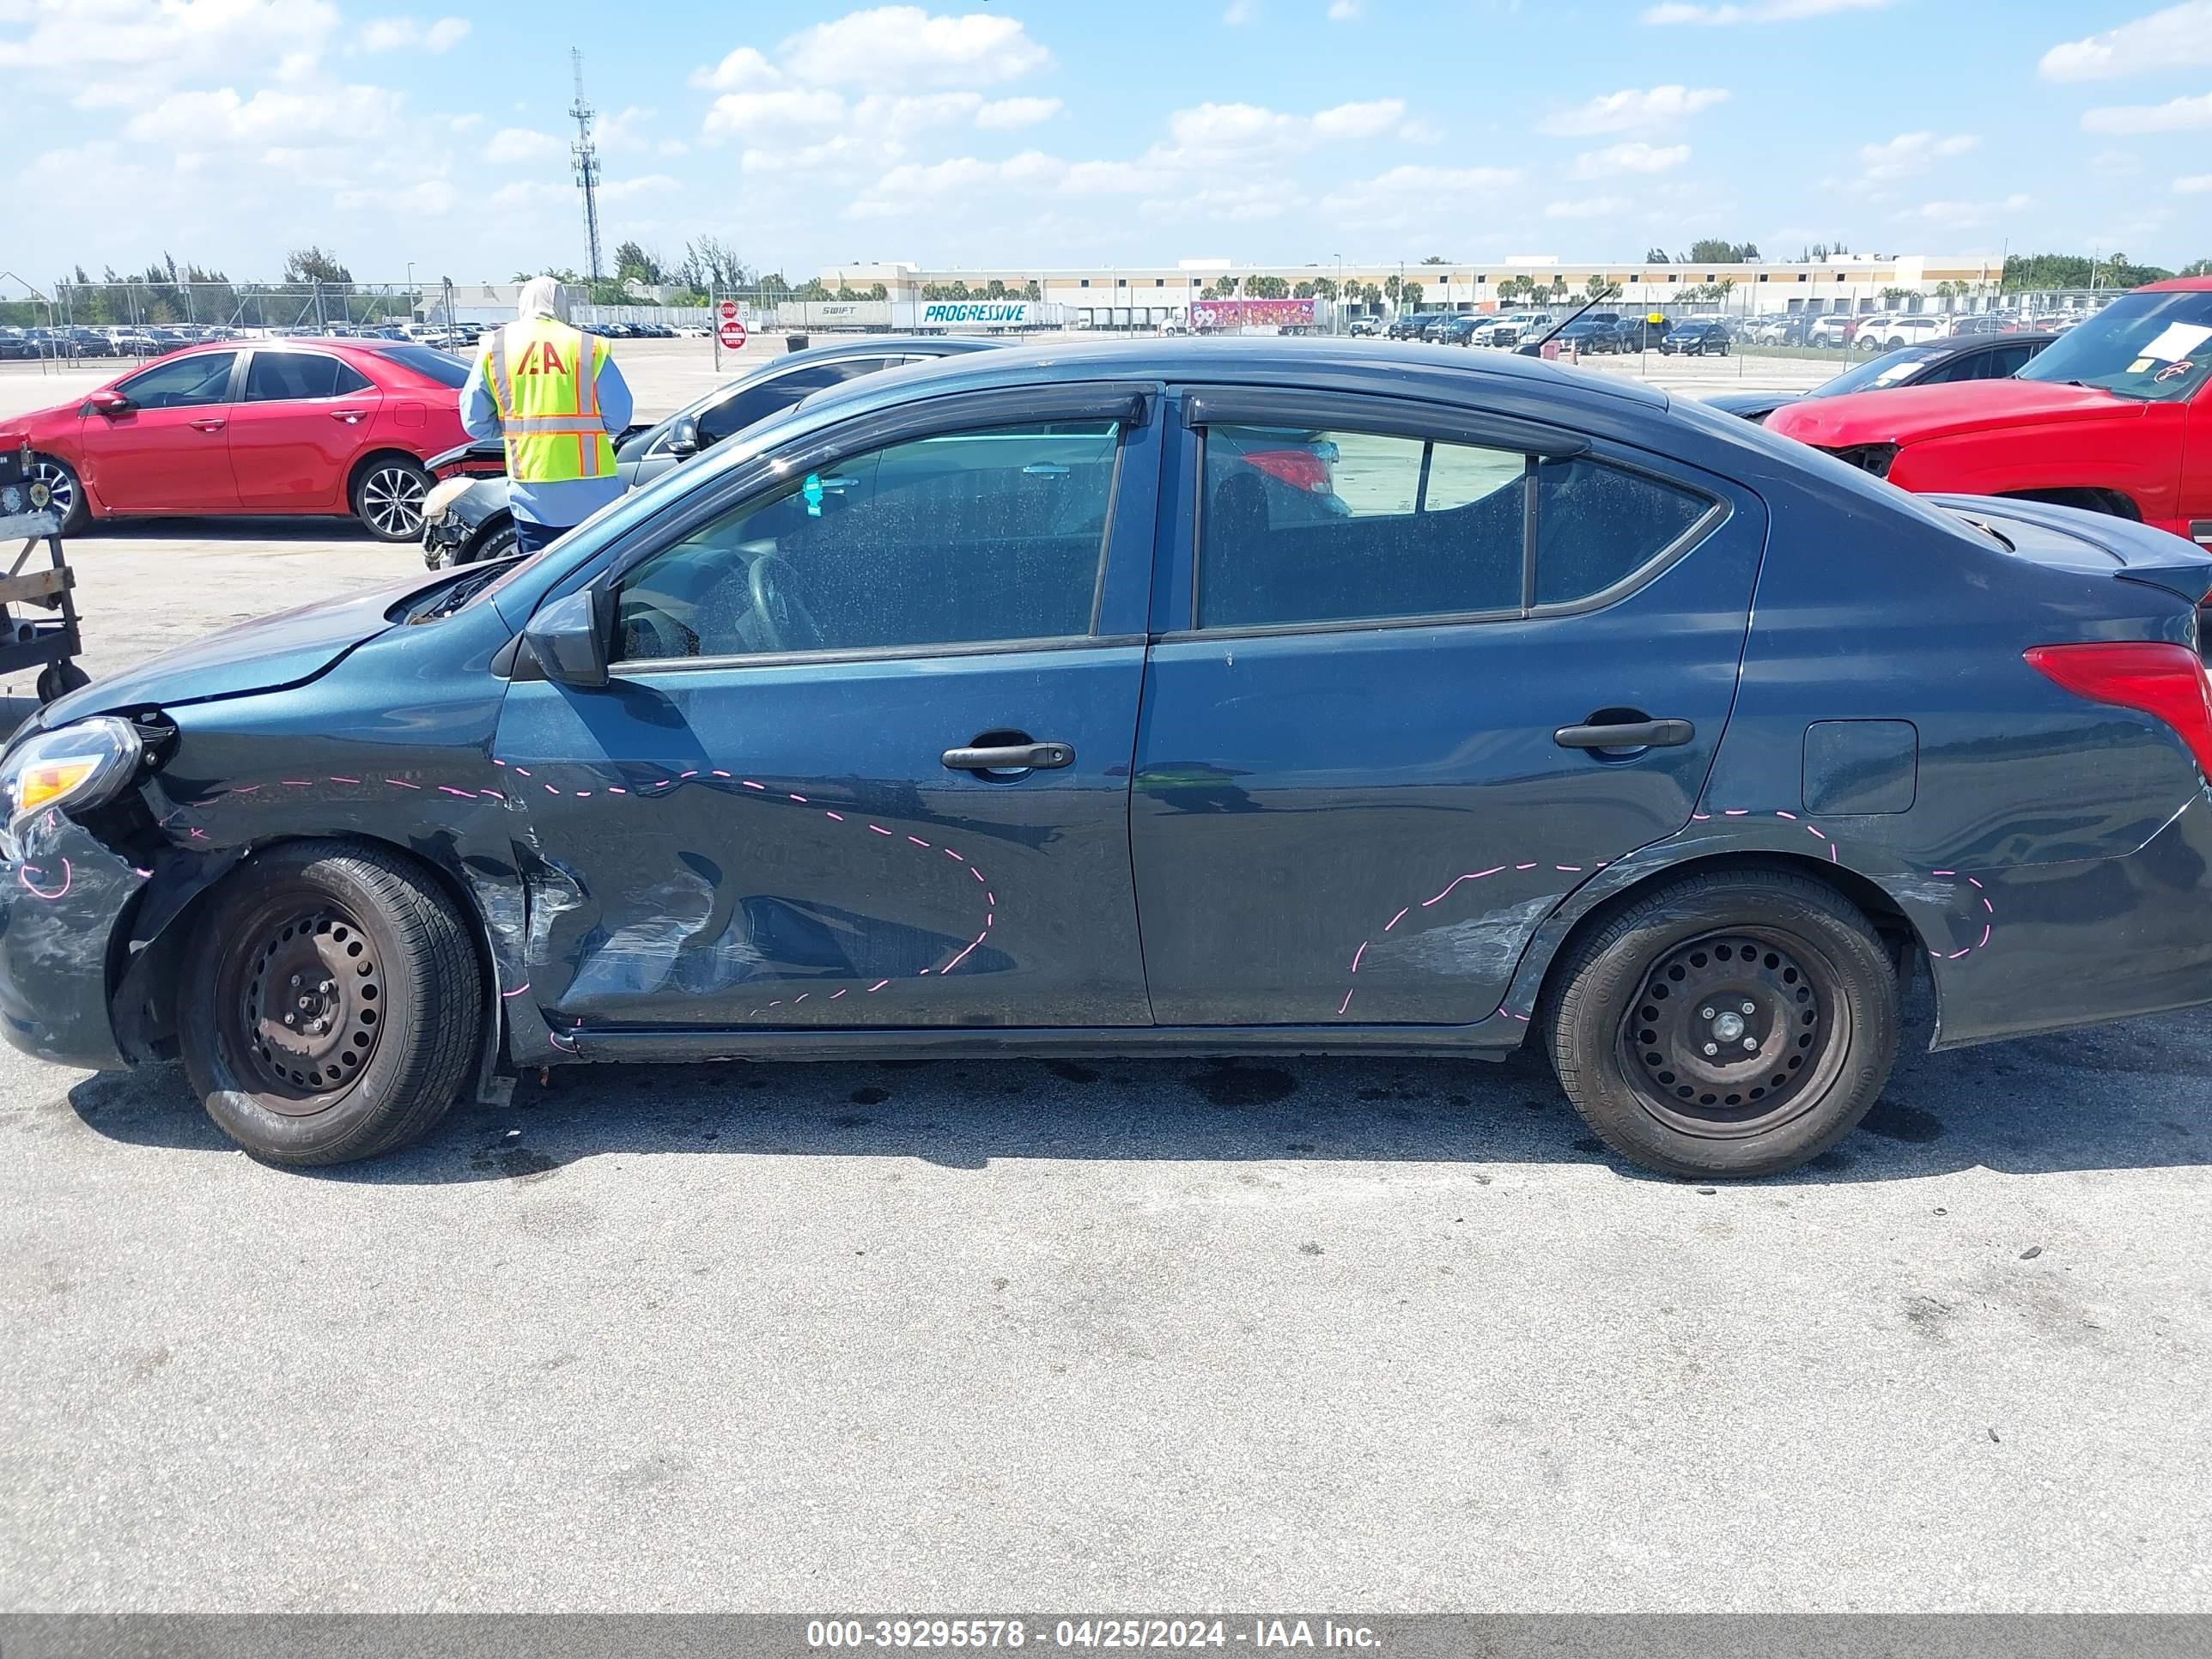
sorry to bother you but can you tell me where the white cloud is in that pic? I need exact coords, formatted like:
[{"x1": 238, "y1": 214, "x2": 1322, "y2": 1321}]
[
  {"x1": 0, "y1": 0, "x2": 341, "y2": 106},
  {"x1": 2041, "y1": 2, "x2": 2212, "y2": 81},
  {"x1": 1546, "y1": 196, "x2": 1630, "y2": 218},
  {"x1": 599, "y1": 173, "x2": 682, "y2": 204},
  {"x1": 1316, "y1": 164, "x2": 1520, "y2": 231},
  {"x1": 1310, "y1": 99, "x2": 1407, "y2": 139},
  {"x1": 333, "y1": 178, "x2": 459, "y2": 216},
  {"x1": 2178, "y1": 173, "x2": 2212, "y2": 192},
  {"x1": 1856, "y1": 131, "x2": 1979, "y2": 179},
  {"x1": 780, "y1": 5, "x2": 1048, "y2": 89},
  {"x1": 1644, "y1": 0, "x2": 1889, "y2": 21},
  {"x1": 597, "y1": 106, "x2": 658, "y2": 154},
  {"x1": 123, "y1": 83, "x2": 408, "y2": 149},
  {"x1": 1224, "y1": 0, "x2": 1261, "y2": 20},
  {"x1": 976, "y1": 95, "x2": 1062, "y2": 129},
  {"x1": 359, "y1": 15, "x2": 469, "y2": 52},
  {"x1": 484, "y1": 126, "x2": 562, "y2": 164},
  {"x1": 1538, "y1": 85, "x2": 1729, "y2": 136},
  {"x1": 691, "y1": 46, "x2": 780, "y2": 91},
  {"x1": 2082, "y1": 91, "x2": 2212, "y2": 132},
  {"x1": 703, "y1": 87, "x2": 848, "y2": 137},
  {"x1": 1892, "y1": 193, "x2": 2031, "y2": 228},
  {"x1": 1571, "y1": 141, "x2": 1691, "y2": 177},
  {"x1": 1328, "y1": 0, "x2": 1364, "y2": 17}
]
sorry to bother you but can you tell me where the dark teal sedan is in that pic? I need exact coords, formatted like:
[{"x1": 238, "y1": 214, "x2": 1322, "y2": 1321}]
[{"x1": 8, "y1": 339, "x2": 2212, "y2": 1178}]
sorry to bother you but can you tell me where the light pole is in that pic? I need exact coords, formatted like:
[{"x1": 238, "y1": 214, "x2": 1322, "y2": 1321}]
[
  {"x1": 1334, "y1": 253, "x2": 1343, "y2": 334},
  {"x1": 405, "y1": 261, "x2": 415, "y2": 323}
]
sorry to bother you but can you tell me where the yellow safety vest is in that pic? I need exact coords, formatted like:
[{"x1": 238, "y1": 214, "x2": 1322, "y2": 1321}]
[{"x1": 479, "y1": 319, "x2": 617, "y2": 484}]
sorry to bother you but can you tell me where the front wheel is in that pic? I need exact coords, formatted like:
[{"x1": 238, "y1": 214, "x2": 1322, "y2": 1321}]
[
  {"x1": 179, "y1": 840, "x2": 484, "y2": 1165},
  {"x1": 1547, "y1": 868, "x2": 1899, "y2": 1178},
  {"x1": 462, "y1": 520, "x2": 518, "y2": 566},
  {"x1": 27, "y1": 454, "x2": 88, "y2": 534},
  {"x1": 352, "y1": 456, "x2": 433, "y2": 543}
]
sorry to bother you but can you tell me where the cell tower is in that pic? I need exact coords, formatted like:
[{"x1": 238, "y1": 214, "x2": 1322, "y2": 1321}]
[{"x1": 569, "y1": 48, "x2": 604, "y2": 283}]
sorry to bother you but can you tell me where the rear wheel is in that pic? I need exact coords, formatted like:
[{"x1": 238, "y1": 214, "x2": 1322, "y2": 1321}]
[
  {"x1": 179, "y1": 840, "x2": 483, "y2": 1166},
  {"x1": 351, "y1": 456, "x2": 433, "y2": 542},
  {"x1": 1547, "y1": 868, "x2": 1899, "y2": 1178}
]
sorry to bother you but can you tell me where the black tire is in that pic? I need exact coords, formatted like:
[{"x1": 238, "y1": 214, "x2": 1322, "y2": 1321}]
[
  {"x1": 178, "y1": 839, "x2": 483, "y2": 1166},
  {"x1": 28, "y1": 453, "x2": 88, "y2": 535},
  {"x1": 1547, "y1": 868, "x2": 1899, "y2": 1178},
  {"x1": 350, "y1": 455, "x2": 434, "y2": 543},
  {"x1": 463, "y1": 519, "x2": 518, "y2": 566},
  {"x1": 34, "y1": 660, "x2": 89, "y2": 704}
]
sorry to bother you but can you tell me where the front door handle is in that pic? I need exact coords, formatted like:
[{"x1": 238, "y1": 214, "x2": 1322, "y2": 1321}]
[
  {"x1": 1554, "y1": 718, "x2": 1695, "y2": 750},
  {"x1": 189, "y1": 417, "x2": 227, "y2": 432},
  {"x1": 943, "y1": 741, "x2": 1074, "y2": 772}
]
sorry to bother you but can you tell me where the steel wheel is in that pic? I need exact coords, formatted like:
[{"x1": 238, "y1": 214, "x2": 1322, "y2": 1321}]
[
  {"x1": 218, "y1": 899, "x2": 387, "y2": 1113},
  {"x1": 355, "y1": 460, "x2": 430, "y2": 541},
  {"x1": 1614, "y1": 927, "x2": 1850, "y2": 1140}
]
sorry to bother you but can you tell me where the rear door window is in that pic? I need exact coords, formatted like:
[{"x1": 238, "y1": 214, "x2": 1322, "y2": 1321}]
[
  {"x1": 1195, "y1": 420, "x2": 1717, "y2": 629},
  {"x1": 243, "y1": 352, "x2": 368, "y2": 401}
]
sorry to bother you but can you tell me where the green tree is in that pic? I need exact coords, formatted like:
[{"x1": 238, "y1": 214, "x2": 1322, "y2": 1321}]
[
  {"x1": 1644, "y1": 247, "x2": 1669, "y2": 264},
  {"x1": 612, "y1": 240, "x2": 664, "y2": 286},
  {"x1": 1686, "y1": 239, "x2": 1759, "y2": 264},
  {"x1": 1401, "y1": 279, "x2": 1425, "y2": 307},
  {"x1": 1420, "y1": 254, "x2": 1449, "y2": 265},
  {"x1": 1022, "y1": 279, "x2": 1041, "y2": 300},
  {"x1": 283, "y1": 245, "x2": 354, "y2": 288},
  {"x1": 2181, "y1": 259, "x2": 2212, "y2": 277},
  {"x1": 1382, "y1": 274, "x2": 1401, "y2": 306},
  {"x1": 1246, "y1": 274, "x2": 1290, "y2": 298}
]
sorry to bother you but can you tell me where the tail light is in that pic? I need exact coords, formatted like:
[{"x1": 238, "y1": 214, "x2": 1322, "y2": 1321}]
[
  {"x1": 1239, "y1": 447, "x2": 1333, "y2": 493},
  {"x1": 2026, "y1": 641, "x2": 2212, "y2": 780}
]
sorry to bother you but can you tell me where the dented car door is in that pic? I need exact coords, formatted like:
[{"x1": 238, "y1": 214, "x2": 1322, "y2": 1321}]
[{"x1": 493, "y1": 384, "x2": 1161, "y2": 1033}]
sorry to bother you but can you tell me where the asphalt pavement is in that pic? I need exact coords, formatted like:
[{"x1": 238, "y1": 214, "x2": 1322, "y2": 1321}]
[{"x1": 1, "y1": 338, "x2": 2206, "y2": 1614}]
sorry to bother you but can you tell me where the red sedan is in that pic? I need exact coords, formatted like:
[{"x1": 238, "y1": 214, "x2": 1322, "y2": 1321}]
[
  {"x1": 16, "y1": 338, "x2": 471, "y2": 542},
  {"x1": 1766, "y1": 276, "x2": 2212, "y2": 548}
]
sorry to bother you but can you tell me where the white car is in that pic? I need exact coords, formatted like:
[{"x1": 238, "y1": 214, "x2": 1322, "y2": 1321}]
[{"x1": 1856, "y1": 313, "x2": 1951, "y2": 352}]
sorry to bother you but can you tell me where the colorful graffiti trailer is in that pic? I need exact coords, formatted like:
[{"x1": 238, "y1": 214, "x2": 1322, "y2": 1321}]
[{"x1": 1188, "y1": 298, "x2": 1319, "y2": 334}]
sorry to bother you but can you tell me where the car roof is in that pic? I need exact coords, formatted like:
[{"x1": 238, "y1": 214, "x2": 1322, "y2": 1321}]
[
  {"x1": 795, "y1": 334, "x2": 1674, "y2": 418},
  {"x1": 2135, "y1": 276, "x2": 2212, "y2": 293}
]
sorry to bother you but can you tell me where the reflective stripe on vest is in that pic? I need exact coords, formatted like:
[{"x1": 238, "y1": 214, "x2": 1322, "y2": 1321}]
[{"x1": 482, "y1": 319, "x2": 616, "y2": 484}]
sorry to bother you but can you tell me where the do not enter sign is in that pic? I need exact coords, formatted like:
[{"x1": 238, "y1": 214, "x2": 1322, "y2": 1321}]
[{"x1": 718, "y1": 317, "x2": 748, "y2": 349}]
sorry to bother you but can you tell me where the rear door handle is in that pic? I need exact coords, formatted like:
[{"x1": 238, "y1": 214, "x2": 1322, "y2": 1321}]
[
  {"x1": 329, "y1": 409, "x2": 366, "y2": 424},
  {"x1": 1554, "y1": 719, "x2": 1695, "y2": 750},
  {"x1": 943, "y1": 742, "x2": 1074, "y2": 772}
]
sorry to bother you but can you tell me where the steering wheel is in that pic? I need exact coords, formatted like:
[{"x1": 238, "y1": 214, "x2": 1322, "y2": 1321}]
[{"x1": 747, "y1": 553, "x2": 826, "y2": 652}]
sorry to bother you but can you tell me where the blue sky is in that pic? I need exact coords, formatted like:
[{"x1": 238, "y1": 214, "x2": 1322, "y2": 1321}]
[{"x1": 8, "y1": 0, "x2": 2212, "y2": 287}]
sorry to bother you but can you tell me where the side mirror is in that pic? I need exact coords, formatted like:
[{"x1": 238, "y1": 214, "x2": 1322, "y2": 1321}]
[
  {"x1": 87, "y1": 388, "x2": 133, "y2": 417},
  {"x1": 522, "y1": 588, "x2": 611, "y2": 690},
  {"x1": 665, "y1": 415, "x2": 702, "y2": 459}
]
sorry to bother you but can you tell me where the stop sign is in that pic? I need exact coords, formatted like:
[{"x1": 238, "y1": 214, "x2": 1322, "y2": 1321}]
[
  {"x1": 718, "y1": 299, "x2": 738, "y2": 322},
  {"x1": 718, "y1": 318, "x2": 748, "y2": 350}
]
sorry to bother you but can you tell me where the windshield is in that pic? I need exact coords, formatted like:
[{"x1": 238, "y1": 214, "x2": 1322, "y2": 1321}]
[
  {"x1": 1812, "y1": 345, "x2": 1947, "y2": 398},
  {"x1": 2016, "y1": 289, "x2": 2212, "y2": 403}
]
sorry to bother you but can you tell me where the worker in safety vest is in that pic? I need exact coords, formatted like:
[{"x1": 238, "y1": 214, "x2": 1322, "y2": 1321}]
[{"x1": 459, "y1": 275, "x2": 635, "y2": 555}]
